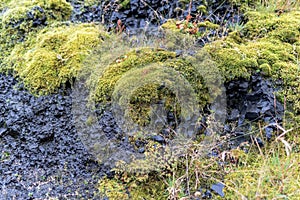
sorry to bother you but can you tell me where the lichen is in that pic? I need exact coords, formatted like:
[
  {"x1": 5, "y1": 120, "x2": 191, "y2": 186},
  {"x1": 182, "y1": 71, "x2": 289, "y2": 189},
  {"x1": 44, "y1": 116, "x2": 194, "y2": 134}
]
[{"x1": 2, "y1": 23, "x2": 107, "y2": 94}]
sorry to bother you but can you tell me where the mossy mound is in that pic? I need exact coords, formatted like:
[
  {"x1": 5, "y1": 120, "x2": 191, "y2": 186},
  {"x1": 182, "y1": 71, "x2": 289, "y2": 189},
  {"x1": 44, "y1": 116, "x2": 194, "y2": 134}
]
[
  {"x1": 91, "y1": 47, "x2": 213, "y2": 126},
  {"x1": 204, "y1": 10, "x2": 300, "y2": 116},
  {"x1": 0, "y1": 0, "x2": 72, "y2": 63},
  {"x1": 2, "y1": 23, "x2": 107, "y2": 94}
]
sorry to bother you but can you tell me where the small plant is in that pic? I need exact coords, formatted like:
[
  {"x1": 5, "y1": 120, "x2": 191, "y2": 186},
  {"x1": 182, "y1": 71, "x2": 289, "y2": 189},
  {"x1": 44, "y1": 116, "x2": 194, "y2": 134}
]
[{"x1": 116, "y1": 19, "x2": 125, "y2": 34}]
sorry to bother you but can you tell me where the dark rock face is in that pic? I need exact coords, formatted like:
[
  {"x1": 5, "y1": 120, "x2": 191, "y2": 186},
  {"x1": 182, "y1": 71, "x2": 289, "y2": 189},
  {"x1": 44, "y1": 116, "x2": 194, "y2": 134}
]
[
  {"x1": 69, "y1": 0, "x2": 244, "y2": 36},
  {"x1": 0, "y1": 74, "x2": 107, "y2": 199},
  {"x1": 224, "y1": 73, "x2": 284, "y2": 146}
]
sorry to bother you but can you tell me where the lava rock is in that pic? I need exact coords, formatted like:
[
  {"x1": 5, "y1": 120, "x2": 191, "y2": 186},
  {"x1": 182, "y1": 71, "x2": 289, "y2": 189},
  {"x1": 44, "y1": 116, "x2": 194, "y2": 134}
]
[
  {"x1": 151, "y1": 135, "x2": 165, "y2": 143},
  {"x1": 0, "y1": 73, "x2": 107, "y2": 199}
]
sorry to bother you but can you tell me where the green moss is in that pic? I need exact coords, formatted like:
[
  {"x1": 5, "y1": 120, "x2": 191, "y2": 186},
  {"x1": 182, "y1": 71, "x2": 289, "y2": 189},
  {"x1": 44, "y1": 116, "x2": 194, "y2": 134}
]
[
  {"x1": 0, "y1": 0, "x2": 73, "y2": 66},
  {"x1": 98, "y1": 139, "x2": 224, "y2": 199},
  {"x1": 197, "y1": 5, "x2": 207, "y2": 14},
  {"x1": 197, "y1": 21, "x2": 220, "y2": 29},
  {"x1": 161, "y1": 19, "x2": 181, "y2": 32},
  {"x1": 91, "y1": 48, "x2": 212, "y2": 126},
  {"x1": 243, "y1": 11, "x2": 300, "y2": 42},
  {"x1": 258, "y1": 63, "x2": 271, "y2": 76},
  {"x1": 3, "y1": 23, "x2": 107, "y2": 94},
  {"x1": 205, "y1": 11, "x2": 300, "y2": 116},
  {"x1": 83, "y1": 0, "x2": 100, "y2": 7},
  {"x1": 203, "y1": 10, "x2": 300, "y2": 198},
  {"x1": 99, "y1": 173, "x2": 167, "y2": 200},
  {"x1": 119, "y1": 0, "x2": 130, "y2": 9},
  {"x1": 93, "y1": 48, "x2": 176, "y2": 103}
]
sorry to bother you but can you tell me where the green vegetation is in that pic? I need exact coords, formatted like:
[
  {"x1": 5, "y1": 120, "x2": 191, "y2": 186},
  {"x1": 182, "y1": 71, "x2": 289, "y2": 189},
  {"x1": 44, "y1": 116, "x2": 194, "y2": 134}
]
[
  {"x1": 205, "y1": 10, "x2": 300, "y2": 117},
  {"x1": 3, "y1": 23, "x2": 107, "y2": 94},
  {"x1": 97, "y1": 5, "x2": 300, "y2": 200},
  {"x1": 0, "y1": 0, "x2": 300, "y2": 199},
  {"x1": 0, "y1": 0, "x2": 73, "y2": 67},
  {"x1": 119, "y1": 0, "x2": 131, "y2": 9},
  {"x1": 225, "y1": 148, "x2": 300, "y2": 199}
]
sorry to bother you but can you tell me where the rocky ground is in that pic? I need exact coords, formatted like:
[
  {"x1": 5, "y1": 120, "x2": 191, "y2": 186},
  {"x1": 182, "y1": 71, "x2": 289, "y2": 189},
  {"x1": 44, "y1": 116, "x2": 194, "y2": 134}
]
[
  {"x1": 0, "y1": 0, "x2": 285, "y2": 199},
  {"x1": 0, "y1": 73, "x2": 113, "y2": 199}
]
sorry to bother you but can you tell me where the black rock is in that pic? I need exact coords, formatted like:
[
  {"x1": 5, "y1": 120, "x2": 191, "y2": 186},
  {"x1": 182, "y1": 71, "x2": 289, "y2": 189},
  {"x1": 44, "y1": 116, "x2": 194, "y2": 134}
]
[
  {"x1": 0, "y1": 127, "x2": 7, "y2": 136},
  {"x1": 151, "y1": 135, "x2": 165, "y2": 143},
  {"x1": 211, "y1": 182, "x2": 225, "y2": 197}
]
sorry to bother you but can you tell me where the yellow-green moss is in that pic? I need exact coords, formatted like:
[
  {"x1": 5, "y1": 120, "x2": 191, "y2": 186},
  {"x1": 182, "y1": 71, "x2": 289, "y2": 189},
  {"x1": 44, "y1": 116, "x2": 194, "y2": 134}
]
[
  {"x1": 3, "y1": 23, "x2": 107, "y2": 94},
  {"x1": 197, "y1": 5, "x2": 207, "y2": 14},
  {"x1": 119, "y1": 0, "x2": 130, "y2": 9},
  {"x1": 203, "y1": 10, "x2": 300, "y2": 198},
  {"x1": 91, "y1": 48, "x2": 212, "y2": 126},
  {"x1": 197, "y1": 21, "x2": 220, "y2": 29},
  {"x1": 244, "y1": 11, "x2": 300, "y2": 42},
  {"x1": 99, "y1": 174, "x2": 167, "y2": 200},
  {"x1": 1, "y1": 0, "x2": 72, "y2": 33},
  {"x1": 83, "y1": 0, "x2": 100, "y2": 7},
  {"x1": 205, "y1": 11, "x2": 300, "y2": 115},
  {"x1": 93, "y1": 48, "x2": 176, "y2": 102},
  {"x1": 161, "y1": 19, "x2": 181, "y2": 32},
  {"x1": 0, "y1": 0, "x2": 73, "y2": 65}
]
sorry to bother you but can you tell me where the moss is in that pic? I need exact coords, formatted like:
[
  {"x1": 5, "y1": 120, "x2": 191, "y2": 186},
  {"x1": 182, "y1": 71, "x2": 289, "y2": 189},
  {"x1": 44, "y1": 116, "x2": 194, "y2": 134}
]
[
  {"x1": 205, "y1": 11, "x2": 300, "y2": 116},
  {"x1": 258, "y1": 63, "x2": 271, "y2": 76},
  {"x1": 1, "y1": 0, "x2": 72, "y2": 33},
  {"x1": 161, "y1": 19, "x2": 181, "y2": 32},
  {"x1": 2, "y1": 23, "x2": 107, "y2": 94},
  {"x1": 197, "y1": 21, "x2": 220, "y2": 29},
  {"x1": 119, "y1": 0, "x2": 130, "y2": 9},
  {"x1": 83, "y1": 0, "x2": 100, "y2": 7},
  {"x1": 243, "y1": 11, "x2": 300, "y2": 42},
  {"x1": 93, "y1": 48, "x2": 177, "y2": 103},
  {"x1": 91, "y1": 48, "x2": 212, "y2": 126},
  {"x1": 0, "y1": 0, "x2": 73, "y2": 65},
  {"x1": 98, "y1": 139, "x2": 224, "y2": 199},
  {"x1": 99, "y1": 177, "x2": 129, "y2": 199},
  {"x1": 203, "y1": 10, "x2": 300, "y2": 198},
  {"x1": 99, "y1": 173, "x2": 167, "y2": 200}
]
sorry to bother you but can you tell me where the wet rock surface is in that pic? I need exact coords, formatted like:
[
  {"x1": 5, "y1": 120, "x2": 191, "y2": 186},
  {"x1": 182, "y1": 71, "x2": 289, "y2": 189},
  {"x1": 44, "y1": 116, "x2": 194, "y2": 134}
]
[
  {"x1": 0, "y1": 74, "x2": 108, "y2": 199},
  {"x1": 224, "y1": 73, "x2": 284, "y2": 147}
]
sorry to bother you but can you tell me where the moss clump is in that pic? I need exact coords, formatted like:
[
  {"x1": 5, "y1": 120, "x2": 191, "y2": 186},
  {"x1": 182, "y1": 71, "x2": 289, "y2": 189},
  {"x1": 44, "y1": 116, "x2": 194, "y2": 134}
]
[
  {"x1": 99, "y1": 172, "x2": 167, "y2": 200},
  {"x1": 244, "y1": 11, "x2": 300, "y2": 42},
  {"x1": 93, "y1": 48, "x2": 176, "y2": 103},
  {"x1": 197, "y1": 5, "x2": 207, "y2": 14},
  {"x1": 3, "y1": 23, "x2": 107, "y2": 94},
  {"x1": 0, "y1": 0, "x2": 72, "y2": 64},
  {"x1": 91, "y1": 48, "x2": 212, "y2": 126},
  {"x1": 198, "y1": 21, "x2": 220, "y2": 29},
  {"x1": 161, "y1": 19, "x2": 181, "y2": 32},
  {"x1": 83, "y1": 0, "x2": 100, "y2": 7},
  {"x1": 204, "y1": 11, "x2": 300, "y2": 115}
]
